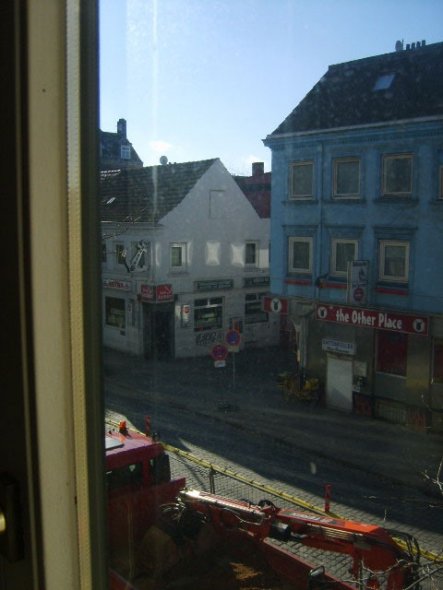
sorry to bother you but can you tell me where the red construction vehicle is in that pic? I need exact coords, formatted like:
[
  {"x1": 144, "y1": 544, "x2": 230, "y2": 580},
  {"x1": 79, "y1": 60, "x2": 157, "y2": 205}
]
[{"x1": 106, "y1": 420, "x2": 420, "y2": 590}]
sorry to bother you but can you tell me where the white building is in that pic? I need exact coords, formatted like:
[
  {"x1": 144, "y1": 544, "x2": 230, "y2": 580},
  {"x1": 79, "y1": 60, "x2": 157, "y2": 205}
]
[{"x1": 101, "y1": 158, "x2": 279, "y2": 359}]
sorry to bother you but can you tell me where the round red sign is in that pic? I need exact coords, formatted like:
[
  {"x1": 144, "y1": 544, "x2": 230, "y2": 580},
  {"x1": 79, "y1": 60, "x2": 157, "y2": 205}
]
[{"x1": 211, "y1": 344, "x2": 228, "y2": 361}]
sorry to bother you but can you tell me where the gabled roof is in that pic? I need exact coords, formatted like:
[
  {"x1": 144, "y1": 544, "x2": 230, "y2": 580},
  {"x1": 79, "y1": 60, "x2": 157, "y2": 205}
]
[
  {"x1": 101, "y1": 159, "x2": 217, "y2": 223},
  {"x1": 268, "y1": 41, "x2": 443, "y2": 137}
]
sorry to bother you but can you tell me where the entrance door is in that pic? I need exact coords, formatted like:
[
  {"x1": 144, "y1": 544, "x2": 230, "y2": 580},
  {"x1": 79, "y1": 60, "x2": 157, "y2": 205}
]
[
  {"x1": 326, "y1": 355, "x2": 353, "y2": 412},
  {"x1": 143, "y1": 304, "x2": 174, "y2": 360}
]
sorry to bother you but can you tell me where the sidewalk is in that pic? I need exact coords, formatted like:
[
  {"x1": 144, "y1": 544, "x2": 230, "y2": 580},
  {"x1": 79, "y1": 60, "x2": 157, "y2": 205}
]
[{"x1": 104, "y1": 346, "x2": 443, "y2": 495}]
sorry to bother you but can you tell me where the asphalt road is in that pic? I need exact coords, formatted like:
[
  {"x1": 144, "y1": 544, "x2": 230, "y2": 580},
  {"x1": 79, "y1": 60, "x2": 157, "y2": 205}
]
[{"x1": 105, "y1": 377, "x2": 443, "y2": 556}]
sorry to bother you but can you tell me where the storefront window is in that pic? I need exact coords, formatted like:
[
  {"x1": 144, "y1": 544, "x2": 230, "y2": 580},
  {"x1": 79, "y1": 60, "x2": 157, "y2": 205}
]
[
  {"x1": 194, "y1": 297, "x2": 223, "y2": 331},
  {"x1": 245, "y1": 293, "x2": 268, "y2": 324},
  {"x1": 105, "y1": 296, "x2": 125, "y2": 329},
  {"x1": 376, "y1": 330, "x2": 408, "y2": 376}
]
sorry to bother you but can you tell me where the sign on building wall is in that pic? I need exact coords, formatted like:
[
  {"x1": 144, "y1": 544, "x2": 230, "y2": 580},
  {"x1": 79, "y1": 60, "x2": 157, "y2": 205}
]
[
  {"x1": 316, "y1": 304, "x2": 428, "y2": 336},
  {"x1": 262, "y1": 296, "x2": 288, "y2": 314},
  {"x1": 103, "y1": 278, "x2": 132, "y2": 291},
  {"x1": 140, "y1": 283, "x2": 174, "y2": 302},
  {"x1": 347, "y1": 260, "x2": 369, "y2": 305},
  {"x1": 194, "y1": 279, "x2": 234, "y2": 292},
  {"x1": 243, "y1": 276, "x2": 270, "y2": 288}
]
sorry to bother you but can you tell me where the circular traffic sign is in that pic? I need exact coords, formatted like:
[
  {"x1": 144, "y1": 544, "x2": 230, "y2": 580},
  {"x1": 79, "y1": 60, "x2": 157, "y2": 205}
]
[
  {"x1": 211, "y1": 343, "x2": 229, "y2": 361},
  {"x1": 226, "y1": 329, "x2": 241, "y2": 346}
]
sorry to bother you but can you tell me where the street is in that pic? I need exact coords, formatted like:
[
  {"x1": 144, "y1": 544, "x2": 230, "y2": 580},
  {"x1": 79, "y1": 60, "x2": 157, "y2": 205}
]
[{"x1": 104, "y1": 347, "x2": 443, "y2": 569}]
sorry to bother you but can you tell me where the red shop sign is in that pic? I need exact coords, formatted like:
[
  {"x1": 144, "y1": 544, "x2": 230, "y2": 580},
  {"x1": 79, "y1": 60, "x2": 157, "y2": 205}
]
[
  {"x1": 316, "y1": 304, "x2": 428, "y2": 336},
  {"x1": 156, "y1": 284, "x2": 173, "y2": 302}
]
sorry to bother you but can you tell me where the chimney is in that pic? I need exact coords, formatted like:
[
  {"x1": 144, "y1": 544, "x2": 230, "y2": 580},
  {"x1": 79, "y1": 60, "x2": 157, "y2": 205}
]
[
  {"x1": 395, "y1": 40, "x2": 403, "y2": 52},
  {"x1": 252, "y1": 162, "x2": 264, "y2": 176},
  {"x1": 117, "y1": 118, "x2": 127, "y2": 139}
]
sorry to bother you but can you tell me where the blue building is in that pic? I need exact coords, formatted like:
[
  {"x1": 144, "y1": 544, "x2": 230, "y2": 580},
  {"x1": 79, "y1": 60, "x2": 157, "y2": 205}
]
[{"x1": 264, "y1": 40, "x2": 443, "y2": 431}]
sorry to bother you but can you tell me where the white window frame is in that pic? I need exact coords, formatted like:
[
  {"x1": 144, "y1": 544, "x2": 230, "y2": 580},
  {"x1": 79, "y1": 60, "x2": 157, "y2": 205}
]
[
  {"x1": 331, "y1": 239, "x2": 358, "y2": 276},
  {"x1": 382, "y1": 154, "x2": 413, "y2": 196},
  {"x1": 115, "y1": 242, "x2": 126, "y2": 265},
  {"x1": 120, "y1": 144, "x2": 131, "y2": 160},
  {"x1": 290, "y1": 161, "x2": 314, "y2": 199},
  {"x1": 245, "y1": 241, "x2": 258, "y2": 267},
  {"x1": 170, "y1": 242, "x2": 187, "y2": 271},
  {"x1": 379, "y1": 240, "x2": 409, "y2": 282},
  {"x1": 288, "y1": 237, "x2": 313, "y2": 273},
  {"x1": 333, "y1": 157, "x2": 360, "y2": 198}
]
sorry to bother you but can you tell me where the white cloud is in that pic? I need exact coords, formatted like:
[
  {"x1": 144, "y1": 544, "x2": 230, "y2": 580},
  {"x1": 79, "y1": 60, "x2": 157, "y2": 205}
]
[{"x1": 149, "y1": 139, "x2": 173, "y2": 153}]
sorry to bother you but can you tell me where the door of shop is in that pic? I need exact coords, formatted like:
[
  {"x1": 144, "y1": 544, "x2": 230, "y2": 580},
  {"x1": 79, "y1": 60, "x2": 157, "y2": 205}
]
[
  {"x1": 326, "y1": 355, "x2": 353, "y2": 412},
  {"x1": 143, "y1": 304, "x2": 174, "y2": 360}
]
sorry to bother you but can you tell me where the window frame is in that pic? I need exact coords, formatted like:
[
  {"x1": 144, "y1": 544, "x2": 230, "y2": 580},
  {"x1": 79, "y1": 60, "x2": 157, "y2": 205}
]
[
  {"x1": 331, "y1": 238, "x2": 358, "y2": 277},
  {"x1": 120, "y1": 144, "x2": 131, "y2": 160},
  {"x1": 170, "y1": 242, "x2": 187, "y2": 271},
  {"x1": 379, "y1": 239, "x2": 410, "y2": 283},
  {"x1": 289, "y1": 161, "x2": 314, "y2": 199},
  {"x1": 288, "y1": 236, "x2": 313, "y2": 274},
  {"x1": 333, "y1": 157, "x2": 360, "y2": 198},
  {"x1": 105, "y1": 296, "x2": 126, "y2": 329},
  {"x1": 245, "y1": 241, "x2": 258, "y2": 267},
  {"x1": 194, "y1": 297, "x2": 223, "y2": 332},
  {"x1": 382, "y1": 154, "x2": 413, "y2": 196}
]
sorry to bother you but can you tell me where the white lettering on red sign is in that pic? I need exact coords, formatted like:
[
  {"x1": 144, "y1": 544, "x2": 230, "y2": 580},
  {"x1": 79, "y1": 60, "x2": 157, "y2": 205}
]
[{"x1": 317, "y1": 304, "x2": 427, "y2": 336}]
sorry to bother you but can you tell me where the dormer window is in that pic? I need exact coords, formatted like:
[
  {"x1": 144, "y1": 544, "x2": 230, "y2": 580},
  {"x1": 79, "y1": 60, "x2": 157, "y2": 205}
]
[
  {"x1": 373, "y1": 73, "x2": 395, "y2": 91},
  {"x1": 120, "y1": 144, "x2": 131, "y2": 160}
]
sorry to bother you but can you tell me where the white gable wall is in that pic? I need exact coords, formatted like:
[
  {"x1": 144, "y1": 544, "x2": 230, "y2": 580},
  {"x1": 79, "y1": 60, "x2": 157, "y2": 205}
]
[{"x1": 101, "y1": 159, "x2": 280, "y2": 358}]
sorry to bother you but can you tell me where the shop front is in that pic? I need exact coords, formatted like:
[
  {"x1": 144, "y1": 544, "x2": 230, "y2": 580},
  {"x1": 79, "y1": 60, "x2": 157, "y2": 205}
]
[{"x1": 302, "y1": 303, "x2": 432, "y2": 429}]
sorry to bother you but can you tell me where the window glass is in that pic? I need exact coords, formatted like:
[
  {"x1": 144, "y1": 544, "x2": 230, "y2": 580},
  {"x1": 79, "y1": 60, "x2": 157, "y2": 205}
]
[
  {"x1": 245, "y1": 241, "x2": 257, "y2": 265},
  {"x1": 290, "y1": 161, "x2": 313, "y2": 198},
  {"x1": 382, "y1": 154, "x2": 412, "y2": 194},
  {"x1": 194, "y1": 297, "x2": 223, "y2": 331},
  {"x1": 288, "y1": 237, "x2": 312, "y2": 273},
  {"x1": 105, "y1": 296, "x2": 125, "y2": 329},
  {"x1": 377, "y1": 330, "x2": 408, "y2": 376},
  {"x1": 379, "y1": 240, "x2": 409, "y2": 281},
  {"x1": 332, "y1": 239, "x2": 357, "y2": 275},
  {"x1": 244, "y1": 293, "x2": 268, "y2": 324},
  {"x1": 333, "y1": 158, "x2": 360, "y2": 197}
]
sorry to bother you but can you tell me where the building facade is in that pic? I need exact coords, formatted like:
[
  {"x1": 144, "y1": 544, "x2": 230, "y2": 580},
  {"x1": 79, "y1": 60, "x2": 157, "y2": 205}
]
[
  {"x1": 264, "y1": 41, "x2": 443, "y2": 431},
  {"x1": 101, "y1": 158, "x2": 279, "y2": 359}
]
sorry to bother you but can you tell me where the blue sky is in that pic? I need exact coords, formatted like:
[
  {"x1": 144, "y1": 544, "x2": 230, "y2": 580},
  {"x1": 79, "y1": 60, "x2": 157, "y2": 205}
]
[{"x1": 100, "y1": 0, "x2": 443, "y2": 175}]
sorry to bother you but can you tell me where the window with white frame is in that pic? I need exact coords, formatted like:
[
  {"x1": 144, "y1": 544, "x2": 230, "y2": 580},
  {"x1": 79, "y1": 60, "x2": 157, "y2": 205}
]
[
  {"x1": 288, "y1": 237, "x2": 312, "y2": 273},
  {"x1": 245, "y1": 241, "x2": 258, "y2": 266},
  {"x1": 120, "y1": 144, "x2": 131, "y2": 159},
  {"x1": 379, "y1": 240, "x2": 409, "y2": 282},
  {"x1": 194, "y1": 297, "x2": 223, "y2": 331},
  {"x1": 170, "y1": 242, "x2": 187, "y2": 270},
  {"x1": 290, "y1": 161, "x2": 313, "y2": 199},
  {"x1": 115, "y1": 243, "x2": 126, "y2": 265},
  {"x1": 331, "y1": 239, "x2": 358, "y2": 276},
  {"x1": 333, "y1": 158, "x2": 360, "y2": 198},
  {"x1": 382, "y1": 154, "x2": 412, "y2": 195}
]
